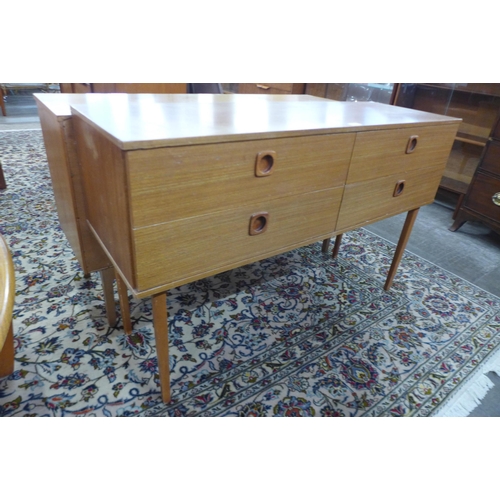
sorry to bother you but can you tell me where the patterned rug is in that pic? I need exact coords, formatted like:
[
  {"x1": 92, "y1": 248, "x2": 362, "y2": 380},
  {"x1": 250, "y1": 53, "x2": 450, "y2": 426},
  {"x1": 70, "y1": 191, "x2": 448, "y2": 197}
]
[{"x1": 1, "y1": 129, "x2": 500, "y2": 417}]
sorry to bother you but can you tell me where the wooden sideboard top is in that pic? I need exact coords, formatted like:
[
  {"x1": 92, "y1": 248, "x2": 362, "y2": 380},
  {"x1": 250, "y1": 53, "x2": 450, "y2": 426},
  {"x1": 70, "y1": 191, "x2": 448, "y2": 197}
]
[{"x1": 58, "y1": 93, "x2": 460, "y2": 150}]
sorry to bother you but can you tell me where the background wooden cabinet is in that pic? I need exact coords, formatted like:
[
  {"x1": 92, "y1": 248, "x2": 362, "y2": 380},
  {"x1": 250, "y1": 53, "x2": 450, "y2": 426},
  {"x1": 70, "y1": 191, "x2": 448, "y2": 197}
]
[
  {"x1": 59, "y1": 83, "x2": 186, "y2": 93},
  {"x1": 450, "y1": 112, "x2": 500, "y2": 236},
  {"x1": 221, "y1": 83, "x2": 306, "y2": 94}
]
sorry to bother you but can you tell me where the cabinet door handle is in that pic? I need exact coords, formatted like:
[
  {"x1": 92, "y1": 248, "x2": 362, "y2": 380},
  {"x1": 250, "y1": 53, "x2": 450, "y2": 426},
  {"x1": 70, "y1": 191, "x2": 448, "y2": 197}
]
[
  {"x1": 492, "y1": 192, "x2": 500, "y2": 206},
  {"x1": 256, "y1": 84, "x2": 270, "y2": 90},
  {"x1": 393, "y1": 180, "x2": 405, "y2": 197},
  {"x1": 255, "y1": 150, "x2": 276, "y2": 177},
  {"x1": 406, "y1": 135, "x2": 419, "y2": 154},
  {"x1": 249, "y1": 212, "x2": 269, "y2": 235}
]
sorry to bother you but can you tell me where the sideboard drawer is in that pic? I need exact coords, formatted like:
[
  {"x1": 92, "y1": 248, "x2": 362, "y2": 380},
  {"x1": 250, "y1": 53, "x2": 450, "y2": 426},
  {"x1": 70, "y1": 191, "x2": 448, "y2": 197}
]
[
  {"x1": 132, "y1": 187, "x2": 343, "y2": 292},
  {"x1": 463, "y1": 172, "x2": 500, "y2": 221},
  {"x1": 479, "y1": 140, "x2": 500, "y2": 177},
  {"x1": 347, "y1": 124, "x2": 457, "y2": 183},
  {"x1": 127, "y1": 134, "x2": 355, "y2": 228},
  {"x1": 337, "y1": 166, "x2": 443, "y2": 231}
]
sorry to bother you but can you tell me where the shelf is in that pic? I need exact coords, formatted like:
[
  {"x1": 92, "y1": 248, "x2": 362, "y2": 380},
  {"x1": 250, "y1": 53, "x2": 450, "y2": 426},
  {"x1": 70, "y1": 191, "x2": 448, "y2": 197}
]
[
  {"x1": 439, "y1": 176, "x2": 469, "y2": 195},
  {"x1": 455, "y1": 134, "x2": 487, "y2": 147}
]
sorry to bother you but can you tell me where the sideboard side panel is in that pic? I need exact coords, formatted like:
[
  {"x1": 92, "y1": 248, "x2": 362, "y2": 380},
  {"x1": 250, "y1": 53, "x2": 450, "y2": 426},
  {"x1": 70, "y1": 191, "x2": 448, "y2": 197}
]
[
  {"x1": 72, "y1": 115, "x2": 136, "y2": 286},
  {"x1": 37, "y1": 104, "x2": 83, "y2": 265}
]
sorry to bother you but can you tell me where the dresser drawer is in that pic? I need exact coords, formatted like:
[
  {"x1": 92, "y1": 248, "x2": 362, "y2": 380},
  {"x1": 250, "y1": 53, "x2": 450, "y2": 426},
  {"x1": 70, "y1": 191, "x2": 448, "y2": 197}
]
[
  {"x1": 463, "y1": 172, "x2": 500, "y2": 222},
  {"x1": 127, "y1": 134, "x2": 355, "y2": 228},
  {"x1": 347, "y1": 124, "x2": 457, "y2": 183},
  {"x1": 337, "y1": 166, "x2": 443, "y2": 231},
  {"x1": 238, "y1": 83, "x2": 295, "y2": 94},
  {"x1": 132, "y1": 187, "x2": 342, "y2": 292},
  {"x1": 72, "y1": 83, "x2": 92, "y2": 93},
  {"x1": 479, "y1": 140, "x2": 500, "y2": 177}
]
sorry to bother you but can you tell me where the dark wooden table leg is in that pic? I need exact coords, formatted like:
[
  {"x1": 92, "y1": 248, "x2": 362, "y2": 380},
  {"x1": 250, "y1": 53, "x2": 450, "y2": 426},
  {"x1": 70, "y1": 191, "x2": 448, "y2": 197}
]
[
  {"x1": 0, "y1": 87, "x2": 6, "y2": 117},
  {"x1": 152, "y1": 292, "x2": 171, "y2": 403},
  {"x1": 332, "y1": 234, "x2": 343, "y2": 259},
  {"x1": 321, "y1": 238, "x2": 330, "y2": 253},
  {"x1": 452, "y1": 194, "x2": 465, "y2": 220},
  {"x1": 0, "y1": 161, "x2": 6, "y2": 190},
  {"x1": 384, "y1": 208, "x2": 419, "y2": 291},
  {"x1": 115, "y1": 270, "x2": 132, "y2": 334},
  {"x1": 99, "y1": 267, "x2": 116, "y2": 327},
  {"x1": 449, "y1": 208, "x2": 467, "y2": 232}
]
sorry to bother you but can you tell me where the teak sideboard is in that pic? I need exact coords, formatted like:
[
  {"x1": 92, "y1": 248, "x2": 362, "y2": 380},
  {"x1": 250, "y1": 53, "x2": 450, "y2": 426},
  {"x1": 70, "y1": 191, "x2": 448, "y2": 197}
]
[{"x1": 35, "y1": 94, "x2": 460, "y2": 403}]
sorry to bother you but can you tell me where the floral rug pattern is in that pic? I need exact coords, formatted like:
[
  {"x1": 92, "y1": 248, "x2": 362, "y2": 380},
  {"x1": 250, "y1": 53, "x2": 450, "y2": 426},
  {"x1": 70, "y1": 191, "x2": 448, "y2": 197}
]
[{"x1": 1, "y1": 130, "x2": 500, "y2": 417}]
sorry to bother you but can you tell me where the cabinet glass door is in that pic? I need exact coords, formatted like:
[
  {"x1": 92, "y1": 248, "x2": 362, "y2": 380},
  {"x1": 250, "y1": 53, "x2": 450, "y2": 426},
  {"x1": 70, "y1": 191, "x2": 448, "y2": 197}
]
[{"x1": 305, "y1": 83, "x2": 396, "y2": 104}]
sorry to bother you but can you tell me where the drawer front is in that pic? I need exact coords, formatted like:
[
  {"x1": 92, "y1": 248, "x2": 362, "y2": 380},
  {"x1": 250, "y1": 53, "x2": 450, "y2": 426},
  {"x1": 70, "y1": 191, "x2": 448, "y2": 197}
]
[
  {"x1": 238, "y1": 83, "x2": 293, "y2": 94},
  {"x1": 479, "y1": 140, "x2": 500, "y2": 177},
  {"x1": 464, "y1": 172, "x2": 500, "y2": 222},
  {"x1": 347, "y1": 123, "x2": 458, "y2": 184},
  {"x1": 127, "y1": 134, "x2": 355, "y2": 228},
  {"x1": 133, "y1": 187, "x2": 342, "y2": 292},
  {"x1": 337, "y1": 166, "x2": 443, "y2": 231}
]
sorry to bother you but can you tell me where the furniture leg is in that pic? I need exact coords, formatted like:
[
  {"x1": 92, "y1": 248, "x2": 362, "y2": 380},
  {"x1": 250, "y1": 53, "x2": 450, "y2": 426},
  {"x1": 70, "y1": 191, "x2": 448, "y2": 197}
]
[
  {"x1": 321, "y1": 238, "x2": 330, "y2": 253},
  {"x1": 384, "y1": 208, "x2": 419, "y2": 291},
  {"x1": 452, "y1": 194, "x2": 464, "y2": 220},
  {"x1": 0, "y1": 87, "x2": 6, "y2": 117},
  {"x1": 0, "y1": 161, "x2": 6, "y2": 190},
  {"x1": 0, "y1": 323, "x2": 14, "y2": 378},
  {"x1": 115, "y1": 270, "x2": 132, "y2": 334},
  {"x1": 332, "y1": 234, "x2": 343, "y2": 258},
  {"x1": 99, "y1": 267, "x2": 116, "y2": 327},
  {"x1": 152, "y1": 292, "x2": 171, "y2": 403},
  {"x1": 449, "y1": 209, "x2": 467, "y2": 232}
]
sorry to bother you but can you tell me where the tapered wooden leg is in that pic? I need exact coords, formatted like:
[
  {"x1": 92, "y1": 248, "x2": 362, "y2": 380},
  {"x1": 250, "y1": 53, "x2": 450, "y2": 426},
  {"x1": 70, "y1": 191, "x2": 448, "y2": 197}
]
[
  {"x1": 99, "y1": 267, "x2": 116, "y2": 327},
  {"x1": 321, "y1": 238, "x2": 330, "y2": 253},
  {"x1": 384, "y1": 208, "x2": 419, "y2": 291},
  {"x1": 115, "y1": 270, "x2": 132, "y2": 335},
  {"x1": 0, "y1": 323, "x2": 14, "y2": 378},
  {"x1": 152, "y1": 292, "x2": 171, "y2": 403},
  {"x1": 332, "y1": 233, "x2": 343, "y2": 258}
]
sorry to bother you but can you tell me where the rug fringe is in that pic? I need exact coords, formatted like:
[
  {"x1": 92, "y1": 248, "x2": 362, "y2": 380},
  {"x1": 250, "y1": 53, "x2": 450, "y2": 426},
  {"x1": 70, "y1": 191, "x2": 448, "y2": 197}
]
[{"x1": 434, "y1": 346, "x2": 500, "y2": 417}]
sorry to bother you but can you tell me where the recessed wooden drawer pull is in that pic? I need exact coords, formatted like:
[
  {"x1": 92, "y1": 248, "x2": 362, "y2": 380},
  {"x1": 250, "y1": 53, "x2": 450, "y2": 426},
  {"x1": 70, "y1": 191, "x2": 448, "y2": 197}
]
[
  {"x1": 255, "y1": 150, "x2": 276, "y2": 177},
  {"x1": 492, "y1": 192, "x2": 500, "y2": 206},
  {"x1": 249, "y1": 212, "x2": 269, "y2": 235},
  {"x1": 406, "y1": 135, "x2": 419, "y2": 154},
  {"x1": 256, "y1": 84, "x2": 270, "y2": 90},
  {"x1": 393, "y1": 180, "x2": 405, "y2": 197}
]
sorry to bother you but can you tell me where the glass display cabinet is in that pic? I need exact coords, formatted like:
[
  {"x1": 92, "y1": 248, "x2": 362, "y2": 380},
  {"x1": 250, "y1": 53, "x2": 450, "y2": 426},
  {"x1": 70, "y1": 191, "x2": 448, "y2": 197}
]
[
  {"x1": 304, "y1": 83, "x2": 396, "y2": 104},
  {"x1": 222, "y1": 83, "x2": 397, "y2": 104}
]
